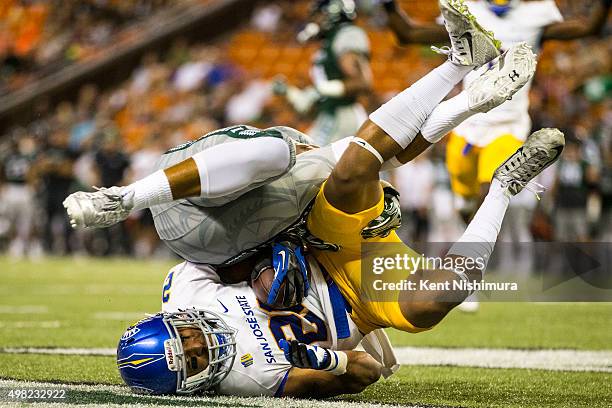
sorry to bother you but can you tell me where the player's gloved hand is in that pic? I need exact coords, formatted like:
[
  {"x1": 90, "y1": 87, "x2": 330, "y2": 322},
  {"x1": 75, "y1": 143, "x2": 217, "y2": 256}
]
[
  {"x1": 279, "y1": 339, "x2": 348, "y2": 375},
  {"x1": 268, "y1": 241, "x2": 310, "y2": 308},
  {"x1": 361, "y1": 182, "x2": 402, "y2": 239},
  {"x1": 272, "y1": 76, "x2": 288, "y2": 96}
]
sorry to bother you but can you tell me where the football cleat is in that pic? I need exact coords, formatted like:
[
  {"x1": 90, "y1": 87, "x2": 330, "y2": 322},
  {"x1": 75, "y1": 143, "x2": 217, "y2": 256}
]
[
  {"x1": 493, "y1": 128, "x2": 565, "y2": 197},
  {"x1": 63, "y1": 186, "x2": 133, "y2": 228},
  {"x1": 466, "y1": 42, "x2": 537, "y2": 113},
  {"x1": 433, "y1": 0, "x2": 501, "y2": 67}
]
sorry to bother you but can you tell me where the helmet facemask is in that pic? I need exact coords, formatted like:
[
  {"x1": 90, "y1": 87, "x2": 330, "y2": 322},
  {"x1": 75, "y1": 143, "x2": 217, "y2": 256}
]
[{"x1": 162, "y1": 309, "x2": 237, "y2": 394}]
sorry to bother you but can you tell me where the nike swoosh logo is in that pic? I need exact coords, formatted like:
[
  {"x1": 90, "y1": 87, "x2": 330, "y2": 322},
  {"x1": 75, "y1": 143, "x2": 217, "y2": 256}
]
[
  {"x1": 276, "y1": 250, "x2": 286, "y2": 275},
  {"x1": 217, "y1": 299, "x2": 229, "y2": 313}
]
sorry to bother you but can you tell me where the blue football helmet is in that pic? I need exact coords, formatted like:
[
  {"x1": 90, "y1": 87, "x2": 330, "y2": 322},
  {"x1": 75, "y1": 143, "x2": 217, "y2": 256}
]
[
  {"x1": 117, "y1": 309, "x2": 237, "y2": 395},
  {"x1": 485, "y1": 0, "x2": 519, "y2": 17}
]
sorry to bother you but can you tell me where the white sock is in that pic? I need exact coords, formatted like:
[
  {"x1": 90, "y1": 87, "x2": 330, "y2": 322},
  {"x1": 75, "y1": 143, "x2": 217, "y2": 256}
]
[
  {"x1": 369, "y1": 61, "x2": 472, "y2": 149},
  {"x1": 124, "y1": 170, "x2": 173, "y2": 211},
  {"x1": 447, "y1": 179, "x2": 510, "y2": 274},
  {"x1": 421, "y1": 91, "x2": 476, "y2": 143}
]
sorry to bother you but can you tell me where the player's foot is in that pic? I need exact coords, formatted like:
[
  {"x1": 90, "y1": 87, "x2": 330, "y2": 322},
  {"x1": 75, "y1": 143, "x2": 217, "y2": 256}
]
[
  {"x1": 63, "y1": 186, "x2": 133, "y2": 228},
  {"x1": 467, "y1": 42, "x2": 537, "y2": 113},
  {"x1": 433, "y1": 0, "x2": 501, "y2": 67},
  {"x1": 493, "y1": 128, "x2": 565, "y2": 197}
]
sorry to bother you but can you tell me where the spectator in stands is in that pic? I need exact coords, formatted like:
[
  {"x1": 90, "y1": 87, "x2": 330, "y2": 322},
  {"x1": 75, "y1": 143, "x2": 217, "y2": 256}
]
[
  {"x1": 34, "y1": 126, "x2": 78, "y2": 254},
  {"x1": 553, "y1": 137, "x2": 600, "y2": 242},
  {"x1": 93, "y1": 128, "x2": 132, "y2": 255},
  {"x1": 0, "y1": 130, "x2": 41, "y2": 258},
  {"x1": 391, "y1": 153, "x2": 434, "y2": 244}
]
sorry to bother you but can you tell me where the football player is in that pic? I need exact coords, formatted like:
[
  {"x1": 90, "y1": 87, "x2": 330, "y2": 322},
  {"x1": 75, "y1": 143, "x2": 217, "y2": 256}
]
[
  {"x1": 381, "y1": 0, "x2": 610, "y2": 221},
  {"x1": 273, "y1": 0, "x2": 373, "y2": 146},
  {"x1": 117, "y1": 254, "x2": 392, "y2": 397},
  {"x1": 114, "y1": 0, "x2": 564, "y2": 397},
  {"x1": 65, "y1": 0, "x2": 539, "y2": 309},
  {"x1": 64, "y1": 0, "x2": 529, "y2": 268}
]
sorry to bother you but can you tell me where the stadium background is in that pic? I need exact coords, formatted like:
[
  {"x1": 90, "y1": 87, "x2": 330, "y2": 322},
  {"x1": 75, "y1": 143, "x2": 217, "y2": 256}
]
[{"x1": 0, "y1": 1, "x2": 610, "y2": 407}]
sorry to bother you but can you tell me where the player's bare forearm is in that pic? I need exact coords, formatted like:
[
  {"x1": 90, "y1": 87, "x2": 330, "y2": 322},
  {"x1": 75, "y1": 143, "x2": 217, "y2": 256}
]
[
  {"x1": 542, "y1": 0, "x2": 611, "y2": 40},
  {"x1": 338, "y1": 53, "x2": 373, "y2": 96},
  {"x1": 386, "y1": 5, "x2": 448, "y2": 44},
  {"x1": 282, "y1": 351, "x2": 382, "y2": 398}
]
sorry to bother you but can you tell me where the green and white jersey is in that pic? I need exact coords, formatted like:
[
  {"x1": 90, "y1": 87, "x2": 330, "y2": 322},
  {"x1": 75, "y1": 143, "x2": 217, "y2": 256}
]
[
  {"x1": 310, "y1": 23, "x2": 370, "y2": 115},
  {"x1": 150, "y1": 125, "x2": 338, "y2": 266}
]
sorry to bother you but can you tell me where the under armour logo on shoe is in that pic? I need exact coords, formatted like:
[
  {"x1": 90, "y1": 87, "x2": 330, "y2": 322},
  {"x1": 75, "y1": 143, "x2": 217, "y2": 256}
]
[{"x1": 509, "y1": 70, "x2": 520, "y2": 82}]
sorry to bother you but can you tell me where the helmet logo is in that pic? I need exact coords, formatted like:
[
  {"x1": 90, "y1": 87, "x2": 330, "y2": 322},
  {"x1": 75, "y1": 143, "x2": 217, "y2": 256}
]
[
  {"x1": 121, "y1": 327, "x2": 140, "y2": 340},
  {"x1": 164, "y1": 339, "x2": 179, "y2": 371}
]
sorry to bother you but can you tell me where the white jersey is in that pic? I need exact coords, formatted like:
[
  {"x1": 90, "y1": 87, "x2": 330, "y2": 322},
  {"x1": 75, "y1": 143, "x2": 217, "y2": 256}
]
[
  {"x1": 456, "y1": 0, "x2": 563, "y2": 146},
  {"x1": 161, "y1": 258, "x2": 362, "y2": 397}
]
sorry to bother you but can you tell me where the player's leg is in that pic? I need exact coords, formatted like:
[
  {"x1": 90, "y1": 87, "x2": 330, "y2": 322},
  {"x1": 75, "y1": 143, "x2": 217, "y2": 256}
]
[
  {"x1": 397, "y1": 129, "x2": 565, "y2": 329},
  {"x1": 389, "y1": 42, "x2": 537, "y2": 171},
  {"x1": 325, "y1": 0, "x2": 505, "y2": 213},
  {"x1": 63, "y1": 127, "x2": 300, "y2": 228},
  {"x1": 325, "y1": 16, "x2": 541, "y2": 214},
  {"x1": 326, "y1": 40, "x2": 536, "y2": 213},
  {"x1": 445, "y1": 132, "x2": 481, "y2": 223},
  {"x1": 475, "y1": 133, "x2": 525, "y2": 214}
]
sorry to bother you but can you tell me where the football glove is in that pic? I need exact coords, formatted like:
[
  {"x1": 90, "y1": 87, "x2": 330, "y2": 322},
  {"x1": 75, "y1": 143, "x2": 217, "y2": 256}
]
[
  {"x1": 361, "y1": 183, "x2": 402, "y2": 239},
  {"x1": 279, "y1": 339, "x2": 347, "y2": 375},
  {"x1": 267, "y1": 241, "x2": 310, "y2": 308}
]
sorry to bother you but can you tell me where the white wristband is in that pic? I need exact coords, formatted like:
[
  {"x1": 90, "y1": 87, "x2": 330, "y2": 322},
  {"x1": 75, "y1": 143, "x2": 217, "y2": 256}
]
[
  {"x1": 351, "y1": 137, "x2": 384, "y2": 164},
  {"x1": 315, "y1": 80, "x2": 346, "y2": 97},
  {"x1": 325, "y1": 351, "x2": 348, "y2": 376}
]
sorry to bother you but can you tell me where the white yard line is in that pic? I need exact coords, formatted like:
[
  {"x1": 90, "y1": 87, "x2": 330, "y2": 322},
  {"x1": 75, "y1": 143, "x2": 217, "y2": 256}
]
[
  {"x1": 2, "y1": 346, "x2": 611, "y2": 372},
  {"x1": 393, "y1": 347, "x2": 612, "y2": 373},
  {"x1": 0, "y1": 321, "x2": 60, "y2": 329},
  {"x1": 2, "y1": 347, "x2": 115, "y2": 356},
  {"x1": 0, "y1": 379, "x2": 400, "y2": 408},
  {"x1": 92, "y1": 312, "x2": 146, "y2": 320},
  {"x1": 0, "y1": 305, "x2": 48, "y2": 314}
]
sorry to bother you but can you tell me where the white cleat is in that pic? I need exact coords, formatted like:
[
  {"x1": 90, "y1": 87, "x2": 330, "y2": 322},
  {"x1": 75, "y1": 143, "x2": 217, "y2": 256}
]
[
  {"x1": 63, "y1": 186, "x2": 133, "y2": 228},
  {"x1": 494, "y1": 128, "x2": 565, "y2": 197},
  {"x1": 433, "y1": 0, "x2": 501, "y2": 67},
  {"x1": 467, "y1": 42, "x2": 537, "y2": 113}
]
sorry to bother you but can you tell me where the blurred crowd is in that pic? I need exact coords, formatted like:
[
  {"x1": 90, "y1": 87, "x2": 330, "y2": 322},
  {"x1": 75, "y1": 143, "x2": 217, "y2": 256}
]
[
  {"x1": 0, "y1": 0, "x2": 610, "y2": 260},
  {"x1": 0, "y1": 0, "x2": 200, "y2": 95}
]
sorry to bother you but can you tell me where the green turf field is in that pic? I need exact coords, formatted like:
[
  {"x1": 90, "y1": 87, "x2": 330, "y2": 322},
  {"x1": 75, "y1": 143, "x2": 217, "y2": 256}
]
[{"x1": 1, "y1": 257, "x2": 611, "y2": 408}]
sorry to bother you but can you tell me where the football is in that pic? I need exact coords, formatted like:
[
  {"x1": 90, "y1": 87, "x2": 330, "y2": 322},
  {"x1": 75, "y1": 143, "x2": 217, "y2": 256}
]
[{"x1": 251, "y1": 264, "x2": 298, "y2": 309}]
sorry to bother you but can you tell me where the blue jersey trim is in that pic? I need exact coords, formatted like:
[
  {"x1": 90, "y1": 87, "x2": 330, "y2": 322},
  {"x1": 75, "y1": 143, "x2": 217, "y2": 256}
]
[
  {"x1": 274, "y1": 370, "x2": 290, "y2": 397},
  {"x1": 327, "y1": 280, "x2": 351, "y2": 339}
]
